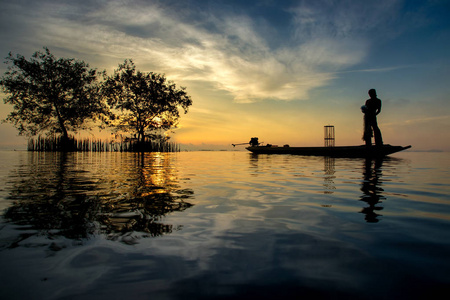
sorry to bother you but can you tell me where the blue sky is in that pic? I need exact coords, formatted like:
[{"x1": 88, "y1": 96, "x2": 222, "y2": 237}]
[{"x1": 1, "y1": 0, "x2": 449, "y2": 150}]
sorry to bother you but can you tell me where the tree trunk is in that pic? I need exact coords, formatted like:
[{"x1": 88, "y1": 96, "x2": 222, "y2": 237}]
[
  {"x1": 54, "y1": 102, "x2": 68, "y2": 139},
  {"x1": 53, "y1": 102, "x2": 71, "y2": 151},
  {"x1": 139, "y1": 128, "x2": 145, "y2": 143}
]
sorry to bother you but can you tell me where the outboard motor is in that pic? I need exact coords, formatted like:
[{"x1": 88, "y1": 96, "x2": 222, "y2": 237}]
[{"x1": 249, "y1": 137, "x2": 260, "y2": 147}]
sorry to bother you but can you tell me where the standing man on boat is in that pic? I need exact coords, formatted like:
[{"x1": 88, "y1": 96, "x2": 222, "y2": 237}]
[{"x1": 362, "y1": 89, "x2": 383, "y2": 146}]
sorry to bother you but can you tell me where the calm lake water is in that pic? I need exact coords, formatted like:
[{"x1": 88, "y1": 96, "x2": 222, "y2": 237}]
[{"x1": 0, "y1": 150, "x2": 449, "y2": 299}]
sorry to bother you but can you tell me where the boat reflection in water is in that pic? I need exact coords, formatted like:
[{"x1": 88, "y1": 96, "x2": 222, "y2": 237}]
[
  {"x1": 2, "y1": 152, "x2": 194, "y2": 247},
  {"x1": 248, "y1": 153, "x2": 396, "y2": 223},
  {"x1": 323, "y1": 156, "x2": 336, "y2": 194}
]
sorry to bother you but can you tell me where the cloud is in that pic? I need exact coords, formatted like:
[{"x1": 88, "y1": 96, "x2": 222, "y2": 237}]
[
  {"x1": 384, "y1": 115, "x2": 450, "y2": 126},
  {"x1": 338, "y1": 65, "x2": 413, "y2": 74},
  {"x1": 289, "y1": 0, "x2": 402, "y2": 39},
  {"x1": 1, "y1": 0, "x2": 402, "y2": 103}
]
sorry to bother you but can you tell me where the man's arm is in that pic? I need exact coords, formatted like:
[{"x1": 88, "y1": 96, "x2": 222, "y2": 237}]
[{"x1": 376, "y1": 99, "x2": 382, "y2": 115}]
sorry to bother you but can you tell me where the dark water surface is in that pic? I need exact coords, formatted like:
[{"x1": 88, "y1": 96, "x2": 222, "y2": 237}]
[{"x1": 1, "y1": 151, "x2": 449, "y2": 299}]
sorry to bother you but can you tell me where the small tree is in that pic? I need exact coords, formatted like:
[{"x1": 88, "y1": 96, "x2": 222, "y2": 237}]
[
  {"x1": 102, "y1": 60, "x2": 192, "y2": 143},
  {"x1": 0, "y1": 48, "x2": 105, "y2": 140}
]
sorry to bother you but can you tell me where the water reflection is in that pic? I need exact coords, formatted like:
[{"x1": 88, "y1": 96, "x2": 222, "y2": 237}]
[
  {"x1": 323, "y1": 156, "x2": 336, "y2": 194},
  {"x1": 247, "y1": 153, "x2": 397, "y2": 223},
  {"x1": 1, "y1": 151, "x2": 447, "y2": 299},
  {"x1": 2, "y1": 152, "x2": 194, "y2": 248},
  {"x1": 359, "y1": 158, "x2": 385, "y2": 223}
]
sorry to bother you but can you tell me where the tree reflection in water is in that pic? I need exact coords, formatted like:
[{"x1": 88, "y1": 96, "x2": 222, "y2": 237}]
[{"x1": 3, "y1": 152, "x2": 194, "y2": 248}]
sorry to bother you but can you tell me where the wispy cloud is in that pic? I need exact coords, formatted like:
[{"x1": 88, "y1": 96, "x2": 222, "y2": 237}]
[
  {"x1": 384, "y1": 115, "x2": 450, "y2": 126},
  {"x1": 1, "y1": 0, "x2": 403, "y2": 103},
  {"x1": 338, "y1": 65, "x2": 413, "y2": 74}
]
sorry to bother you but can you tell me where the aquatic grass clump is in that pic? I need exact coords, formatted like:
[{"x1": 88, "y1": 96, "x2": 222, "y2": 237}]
[{"x1": 27, "y1": 136, "x2": 180, "y2": 152}]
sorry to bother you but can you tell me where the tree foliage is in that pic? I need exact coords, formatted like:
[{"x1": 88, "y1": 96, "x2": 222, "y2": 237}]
[
  {"x1": 102, "y1": 60, "x2": 192, "y2": 142},
  {"x1": 0, "y1": 48, "x2": 105, "y2": 138},
  {"x1": 1, "y1": 50, "x2": 193, "y2": 147}
]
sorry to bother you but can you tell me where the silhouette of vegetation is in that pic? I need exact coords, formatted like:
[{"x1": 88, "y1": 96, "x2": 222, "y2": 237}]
[
  {"x1": 27, "y1": 135, "x2": 180, "y2": 152},
  {"x1": 102, "y1": 60, "x2": 192, "y2": 144},
  {"x1": 0, "y1": 48, "x2": 105, "y2": 144},
  {"x1": 1, "y1": 49, "x2": 193, "y2": 152}
]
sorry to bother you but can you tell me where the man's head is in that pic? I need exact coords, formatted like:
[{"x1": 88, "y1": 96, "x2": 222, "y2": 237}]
[{"x1": 368, "y1": 89, "x2": 377, "y2": 98}]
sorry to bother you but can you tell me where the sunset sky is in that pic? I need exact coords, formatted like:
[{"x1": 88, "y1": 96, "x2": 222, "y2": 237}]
[{"x1": 1, "y1": 0, "x2": 449, "y2": 151}]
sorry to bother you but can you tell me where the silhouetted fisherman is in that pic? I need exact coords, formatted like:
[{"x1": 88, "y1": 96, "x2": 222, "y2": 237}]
[{"x1": 361, "y1": 89, "x2": 383, "y2": 146}]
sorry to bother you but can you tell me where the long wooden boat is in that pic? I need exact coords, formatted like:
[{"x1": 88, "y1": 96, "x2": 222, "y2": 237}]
[{"x1": 246, "y1": 144, "x2": 411, "y2": 157}]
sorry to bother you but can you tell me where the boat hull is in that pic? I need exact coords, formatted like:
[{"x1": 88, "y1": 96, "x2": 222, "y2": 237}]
[{"x1": 246, "y1": 144, "x2": 411, "y2": 157}]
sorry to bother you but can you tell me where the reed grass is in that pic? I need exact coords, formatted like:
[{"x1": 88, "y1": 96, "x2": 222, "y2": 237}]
[{"x1": 27, "y1": 136, "x2": 180, "y2": 152}]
